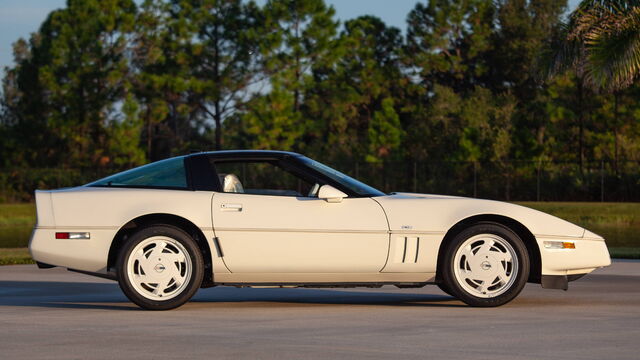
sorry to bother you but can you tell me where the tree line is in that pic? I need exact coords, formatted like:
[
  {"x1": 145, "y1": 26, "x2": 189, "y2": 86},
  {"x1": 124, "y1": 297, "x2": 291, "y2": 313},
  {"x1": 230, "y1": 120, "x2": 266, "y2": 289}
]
[{"x1": 1, "y1": 0, "x2": 639, "y2": 200}]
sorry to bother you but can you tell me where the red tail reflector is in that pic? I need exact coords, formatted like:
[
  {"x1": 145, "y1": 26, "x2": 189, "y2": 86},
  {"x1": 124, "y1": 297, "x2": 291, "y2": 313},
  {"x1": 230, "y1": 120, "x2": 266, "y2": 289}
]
[{"x1": 55, "y1": 232, "x2": 70, "y2": 239}]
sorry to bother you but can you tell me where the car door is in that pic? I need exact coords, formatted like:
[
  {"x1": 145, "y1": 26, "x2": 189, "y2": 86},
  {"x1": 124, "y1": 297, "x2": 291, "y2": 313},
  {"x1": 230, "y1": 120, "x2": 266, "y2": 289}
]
[{"x1": 210, "y1": 159, "x2": 389, "y2": 273}]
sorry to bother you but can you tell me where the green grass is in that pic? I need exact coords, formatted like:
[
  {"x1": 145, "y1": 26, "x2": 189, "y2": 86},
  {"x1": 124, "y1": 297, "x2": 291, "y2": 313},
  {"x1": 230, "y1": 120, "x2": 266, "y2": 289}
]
[
  {"x1": 0, "y1": 203, "x2": 36, "y2": 248},
  {"x1": 0, "y1": 202, "x2": 638, "y2": 264},
  {"x1": 0, "y1": 203, "x2": 36, "y2": 226},
  {"x1": 608, "y1": 247, "x2": 640, "y2": 259},
  {"x1": 0, "y1": 248, "x2": 34, "y2": 265},
  {"x1": 516, "y1": 202, "x2": 640, "y2": 249},
  {"x1": 515, "y1": 202, "x2": 639, "y2": 227}
]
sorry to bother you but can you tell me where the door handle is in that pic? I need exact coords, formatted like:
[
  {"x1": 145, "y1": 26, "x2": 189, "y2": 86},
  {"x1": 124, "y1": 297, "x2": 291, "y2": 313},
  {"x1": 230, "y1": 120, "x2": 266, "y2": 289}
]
[{"x1": 221, "y1": 203, "x2": 243, "y2": 212}]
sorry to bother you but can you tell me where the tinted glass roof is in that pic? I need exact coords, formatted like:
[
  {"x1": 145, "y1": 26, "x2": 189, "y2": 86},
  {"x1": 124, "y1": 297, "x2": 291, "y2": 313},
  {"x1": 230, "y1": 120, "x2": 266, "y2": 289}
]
[{"x1": 193, "y1": 150, "x2": 302, "y2": 160}]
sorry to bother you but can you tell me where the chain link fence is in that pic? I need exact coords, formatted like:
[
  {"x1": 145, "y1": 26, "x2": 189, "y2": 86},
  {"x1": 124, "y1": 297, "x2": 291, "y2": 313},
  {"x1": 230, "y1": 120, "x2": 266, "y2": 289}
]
[
  {"x1": 330, "y1": 160, "x2": 640, "y2": 202},
  {"x1": 1, "y1": 160, "x2": 639, "y2": 202}
]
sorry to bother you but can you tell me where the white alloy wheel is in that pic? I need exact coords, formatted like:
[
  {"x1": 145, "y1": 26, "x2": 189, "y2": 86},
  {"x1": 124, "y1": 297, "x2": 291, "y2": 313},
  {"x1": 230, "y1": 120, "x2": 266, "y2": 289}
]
[
  {"x1": 126, "y1": 236, "x2": 193, "y2": 301},
  {"x1": 452, "y1": 233, "x2": 519, "y2": 298}
]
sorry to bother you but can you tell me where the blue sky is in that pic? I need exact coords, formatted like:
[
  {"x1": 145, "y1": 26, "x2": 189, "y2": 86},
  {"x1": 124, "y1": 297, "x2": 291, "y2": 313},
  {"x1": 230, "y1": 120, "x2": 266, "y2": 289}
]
[{"x1": 0, "y1": 0, "x2": 581, "y2": 71}]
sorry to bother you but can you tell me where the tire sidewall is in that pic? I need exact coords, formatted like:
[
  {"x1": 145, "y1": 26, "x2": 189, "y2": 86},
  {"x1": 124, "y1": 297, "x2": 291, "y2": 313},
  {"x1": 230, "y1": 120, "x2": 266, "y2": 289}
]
[
  {"x1": 117, "y1": 225, "x2": 204, "y2": 310},
  {"x1": 442, "y1": 223, "x2": 530, "y2": 307}
]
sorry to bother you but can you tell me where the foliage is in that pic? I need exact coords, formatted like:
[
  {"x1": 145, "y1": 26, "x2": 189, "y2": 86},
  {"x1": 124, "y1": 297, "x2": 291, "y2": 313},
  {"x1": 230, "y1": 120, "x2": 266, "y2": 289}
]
[
  {"x1": 1, "y1": 0, "x2": 640, "y2": 202},
  {"x1": 2, "y1": 0, "x2": 144, "y2": 168},
  {"x1": 547, "y1": 0, "x2": 640, "y2": 92}
]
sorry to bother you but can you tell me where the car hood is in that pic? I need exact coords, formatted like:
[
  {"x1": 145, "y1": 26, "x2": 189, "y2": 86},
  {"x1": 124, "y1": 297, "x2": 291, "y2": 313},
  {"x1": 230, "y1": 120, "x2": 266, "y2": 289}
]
[{"x1": 374, "y1": 192, "x2": 589, "y2": 238}]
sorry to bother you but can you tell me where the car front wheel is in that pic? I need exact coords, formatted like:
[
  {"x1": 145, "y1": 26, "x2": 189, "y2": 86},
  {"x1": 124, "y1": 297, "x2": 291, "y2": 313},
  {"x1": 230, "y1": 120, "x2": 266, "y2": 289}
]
[
  {"x1": 441, "y1": 223, "x2": 529, "y2": 307},
  {"x1": 116, "y1": 225, "x2": 204, "y2": 310}
]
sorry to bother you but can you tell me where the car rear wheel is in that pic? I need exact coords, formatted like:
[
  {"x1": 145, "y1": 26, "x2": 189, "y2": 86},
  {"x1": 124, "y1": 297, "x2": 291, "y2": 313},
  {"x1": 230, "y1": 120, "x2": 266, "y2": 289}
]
[
  {"x1": 441, "y1": 223, "x2": 529, "y2": 307},
  {"x1": 116, "y1": 225, "x2": 204, "y2": 310}
]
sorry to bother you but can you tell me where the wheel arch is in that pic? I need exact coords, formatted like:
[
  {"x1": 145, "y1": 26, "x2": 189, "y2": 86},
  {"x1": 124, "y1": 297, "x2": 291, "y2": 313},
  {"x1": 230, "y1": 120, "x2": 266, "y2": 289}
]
[
  {"x1": 108, "y1": 213, "x2": 214, "y2": 287},
  {"x1": 435, "y1": 214, "x2": 542, "y2": 284}
]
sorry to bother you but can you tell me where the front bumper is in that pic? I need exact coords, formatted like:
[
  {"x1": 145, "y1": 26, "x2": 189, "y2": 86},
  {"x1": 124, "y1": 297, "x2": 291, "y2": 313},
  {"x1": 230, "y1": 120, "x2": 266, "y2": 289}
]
[{"x1": 536, "y1": 234, "x2": 611, "y2": 277}]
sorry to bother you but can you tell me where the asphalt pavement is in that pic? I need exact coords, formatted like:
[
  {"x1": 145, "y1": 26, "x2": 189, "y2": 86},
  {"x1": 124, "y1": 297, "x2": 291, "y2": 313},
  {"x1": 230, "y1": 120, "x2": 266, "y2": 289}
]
[{"x1": 0, "y1": 261, "x2": 638, "y2": 359}]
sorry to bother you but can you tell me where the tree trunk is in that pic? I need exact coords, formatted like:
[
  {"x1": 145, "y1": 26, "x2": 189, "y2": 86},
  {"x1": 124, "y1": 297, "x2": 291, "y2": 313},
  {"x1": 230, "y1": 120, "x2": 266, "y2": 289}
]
[
  {"x1": 613, "y1": 91, "x2": 619, "y2": 175},
  {"x1": 215, "y1": 101, "x2": 222, "y2": 151},
  {"x1": 214, "y1": 22, "x2": 222, "y2": 150},
  {"x1": 577, "y1": 78, "x2": 585, "y2": 174},
  {"x1": 146, "y1": 107, "x2": 152, "y2": 160}
]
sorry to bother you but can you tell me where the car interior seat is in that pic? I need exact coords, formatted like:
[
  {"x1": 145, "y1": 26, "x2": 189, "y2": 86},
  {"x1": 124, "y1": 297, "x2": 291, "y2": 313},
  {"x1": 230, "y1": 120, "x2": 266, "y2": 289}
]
[{"x1": 221, "y1": 173, "x2": 244, "y2": 193}]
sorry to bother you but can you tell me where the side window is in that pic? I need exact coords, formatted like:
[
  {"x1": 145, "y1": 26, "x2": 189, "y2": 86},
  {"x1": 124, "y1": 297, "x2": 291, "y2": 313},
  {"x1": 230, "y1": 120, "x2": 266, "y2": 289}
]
[
  {"x1": 213, "y1": 160, "x2": 317, "y2": 197},
  {"x1": 90, "y1": 157, "x2": 188, "y2": 189}
]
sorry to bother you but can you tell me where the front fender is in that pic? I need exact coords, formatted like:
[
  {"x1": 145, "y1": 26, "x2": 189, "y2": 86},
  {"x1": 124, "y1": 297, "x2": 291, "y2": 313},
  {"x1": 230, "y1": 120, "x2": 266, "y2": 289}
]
[{"x1": 375, "y1": 193, "x2": 584, "y2": 238}]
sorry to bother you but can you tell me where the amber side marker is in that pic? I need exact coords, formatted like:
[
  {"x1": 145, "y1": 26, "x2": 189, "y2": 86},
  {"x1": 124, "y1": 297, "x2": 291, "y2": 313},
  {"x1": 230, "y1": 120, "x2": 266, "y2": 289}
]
[{"x1": 543, "y1": 241, "x2": 576, "y2": 249}]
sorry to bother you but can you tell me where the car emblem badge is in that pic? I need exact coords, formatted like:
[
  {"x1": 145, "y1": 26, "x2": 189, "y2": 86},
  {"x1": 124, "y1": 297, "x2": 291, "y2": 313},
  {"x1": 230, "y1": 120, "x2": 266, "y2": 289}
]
[
  {"x1": 481, "y1": 261, "x2": 492, "y2": 270},
  {"x1": 154, "y1": 264, "x2": 166, "y2": 273}
]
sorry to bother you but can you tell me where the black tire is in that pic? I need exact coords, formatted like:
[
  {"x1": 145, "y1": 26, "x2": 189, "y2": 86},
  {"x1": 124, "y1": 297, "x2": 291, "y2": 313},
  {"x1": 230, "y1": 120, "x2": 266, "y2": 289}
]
[
  {"x1": 441, "y1": 222, "x2": 529, "y2": 307},
  {"x1": 116, "y1": 225, "x2": 204, "y2": 310},
  {"x1": 436, "y1": 282, "x2": 454, "y2": 297}
]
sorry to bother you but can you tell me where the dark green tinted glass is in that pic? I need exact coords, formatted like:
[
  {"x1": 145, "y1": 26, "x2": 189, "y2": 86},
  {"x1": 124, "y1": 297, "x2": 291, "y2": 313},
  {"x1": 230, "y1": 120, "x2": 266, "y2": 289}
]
[{"x1": 90, "y1": 157, "x2": 187, "y2": 188}]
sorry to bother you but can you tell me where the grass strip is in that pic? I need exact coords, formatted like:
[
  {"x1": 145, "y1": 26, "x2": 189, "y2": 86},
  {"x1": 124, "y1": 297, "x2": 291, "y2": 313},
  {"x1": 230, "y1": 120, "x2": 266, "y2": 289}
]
[
  {"x1": 0, "y1": 248, "x2": 34, "y2": 265},
  {"x1": 608, "y1": 247, "x2": 640, "y2": 260},
  {"x1": 0, "y1": 203, "x2": 36, "y2": 226}
]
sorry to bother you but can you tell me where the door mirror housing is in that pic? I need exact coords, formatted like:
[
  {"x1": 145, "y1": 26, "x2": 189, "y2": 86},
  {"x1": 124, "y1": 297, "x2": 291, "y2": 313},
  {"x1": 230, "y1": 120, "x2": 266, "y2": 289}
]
[{"x1": 318, "y1": 185, "x2": 347, "y2": 203}]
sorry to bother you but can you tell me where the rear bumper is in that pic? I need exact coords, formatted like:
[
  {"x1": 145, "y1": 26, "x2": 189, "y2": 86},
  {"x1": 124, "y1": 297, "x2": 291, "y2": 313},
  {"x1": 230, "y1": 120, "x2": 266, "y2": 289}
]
[
  {"x1": 29, "y1": 227, "x2": 116, "y2": 273},
  {"x1": 536, "y1": 235, "x2": 611, "y2": 277}
]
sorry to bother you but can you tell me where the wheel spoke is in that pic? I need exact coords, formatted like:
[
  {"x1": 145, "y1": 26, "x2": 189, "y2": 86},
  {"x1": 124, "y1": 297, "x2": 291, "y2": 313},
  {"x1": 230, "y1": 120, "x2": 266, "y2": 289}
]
[
  {"x1": 496, "y1": 263, "x2": 511, "y2": 283},
  {"x1": 478, "y1": 239, "x2": 495, "y2": 255},
  {"x1": 459, "y1": 244, "x2": 474, "y2": 259},
  {"x1": 150, "y1": 241, "x2": 167, "y2": 258},
  {"x1": 137, "y1": 256, "x2": 154, "y2": 274},
  {"x1": 153, "y1": 278, "x2": 171, "y2": 296},
  {"x1": 133, "y1": 272, "x2": 152, "y2": 286},
  {"x1": 166, "y1": 262, "x2": 183, "y2": 279},
  {"x1": 496, "y1": 250, "x2": 513, "y2": 264},
  {"x1": 460, "y1": 245, "x2": 480, "y2": 271},
  {"x1": 163, "y1": 252, "x2": 186, "y2": 265},
  {"x1": 475, "y1": 270, "x2": 495, "y2": 283}
]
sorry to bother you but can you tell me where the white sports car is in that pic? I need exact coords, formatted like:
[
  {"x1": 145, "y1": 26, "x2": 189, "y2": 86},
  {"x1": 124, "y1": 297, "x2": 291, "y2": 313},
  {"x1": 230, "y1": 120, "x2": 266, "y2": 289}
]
[{"x1": 29, "y1": 151, "x2": 611, "y2": 310}]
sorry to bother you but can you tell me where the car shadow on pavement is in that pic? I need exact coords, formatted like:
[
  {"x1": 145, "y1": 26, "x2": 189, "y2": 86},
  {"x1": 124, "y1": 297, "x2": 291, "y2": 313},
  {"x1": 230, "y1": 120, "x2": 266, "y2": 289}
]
[
  {"x1": 0, "y1": 281, "x2": 136, "y2": 310},
  {"x1": 191, "y1": 287, "x2": 465, "y2": 308},
  {"x1": 0, "y1": 280, "x2": 464, "y2": 310}
]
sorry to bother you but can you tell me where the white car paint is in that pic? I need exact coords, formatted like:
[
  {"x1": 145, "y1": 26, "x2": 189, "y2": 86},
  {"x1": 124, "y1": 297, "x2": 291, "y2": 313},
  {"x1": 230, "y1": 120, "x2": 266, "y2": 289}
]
[
  {"x1": 212, "y1": 192, "x2": 389, "y2": 273},
  {"x1": 30, "y1": 187, "x2": 611, "y2": 281}
]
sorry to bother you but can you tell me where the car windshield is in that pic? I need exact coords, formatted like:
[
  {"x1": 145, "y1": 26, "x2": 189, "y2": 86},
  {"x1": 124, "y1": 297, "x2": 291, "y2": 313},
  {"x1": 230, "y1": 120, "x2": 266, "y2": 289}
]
[{"x1": 298, "y1": 157, "x2": 385, "y2": 197}]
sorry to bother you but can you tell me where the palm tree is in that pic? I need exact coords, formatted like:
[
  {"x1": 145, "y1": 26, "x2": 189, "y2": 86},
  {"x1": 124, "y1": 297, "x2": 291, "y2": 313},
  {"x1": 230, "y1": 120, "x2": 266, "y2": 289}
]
[
  {"x1": 548, "y1": 0, "x2": 640, "y2": 92},
  {"x1": 545, "y1": 1, "x2": 640, "y2": 172}
]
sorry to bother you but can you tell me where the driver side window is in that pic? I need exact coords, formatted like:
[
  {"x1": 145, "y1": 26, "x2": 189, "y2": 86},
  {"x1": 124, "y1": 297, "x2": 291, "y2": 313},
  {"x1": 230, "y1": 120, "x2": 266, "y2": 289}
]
[{"x1": 213, "y1": 160, "x2": 318, "y2": 197}]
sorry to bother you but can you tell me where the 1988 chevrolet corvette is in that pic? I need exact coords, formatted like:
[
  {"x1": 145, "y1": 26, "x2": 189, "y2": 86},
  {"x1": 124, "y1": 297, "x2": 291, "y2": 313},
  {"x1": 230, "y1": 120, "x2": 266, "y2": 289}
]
[{"x1": 29, "y1": 150, "x2": 611, "y2": 310}]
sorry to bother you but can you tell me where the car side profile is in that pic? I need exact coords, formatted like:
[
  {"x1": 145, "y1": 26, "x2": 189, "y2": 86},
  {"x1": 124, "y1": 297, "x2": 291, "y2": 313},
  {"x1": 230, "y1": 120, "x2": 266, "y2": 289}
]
[{"x1": 29, "y1": 150, "x2": 611, "y2": 310}]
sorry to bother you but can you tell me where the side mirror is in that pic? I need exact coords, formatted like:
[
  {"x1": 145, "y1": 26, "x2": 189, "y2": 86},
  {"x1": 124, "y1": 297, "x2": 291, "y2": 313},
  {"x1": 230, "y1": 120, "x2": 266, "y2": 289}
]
[{"x1": 318, "y1": 185, "x2": 347, "y2": 203}]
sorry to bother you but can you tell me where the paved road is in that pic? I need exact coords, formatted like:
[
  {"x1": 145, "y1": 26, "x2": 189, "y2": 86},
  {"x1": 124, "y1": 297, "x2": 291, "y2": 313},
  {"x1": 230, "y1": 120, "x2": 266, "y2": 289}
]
[{"x1": 0, "y1": 262, "x2": 638, "y2": 359}]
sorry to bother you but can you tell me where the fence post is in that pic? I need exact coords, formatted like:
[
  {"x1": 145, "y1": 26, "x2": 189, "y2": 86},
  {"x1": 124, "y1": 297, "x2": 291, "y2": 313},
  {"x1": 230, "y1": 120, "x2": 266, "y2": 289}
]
[
  {"x1": 473, "y1": 161, "x2": 478, "y2": 198},
  {"x1": 413, "y1": 161, "x2": 417, "y2": 193},
  {"x1": 536, "y1": 160, "x2": 541, "y2": 202},
  {"x1": 601, "y1": 159, "x2": 605, "y2": 202}
]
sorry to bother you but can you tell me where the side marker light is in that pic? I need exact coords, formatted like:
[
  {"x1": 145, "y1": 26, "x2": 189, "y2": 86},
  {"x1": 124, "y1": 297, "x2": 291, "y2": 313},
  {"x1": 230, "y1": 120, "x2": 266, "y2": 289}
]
[
  {"x1": 544, "y1": 241, "x2": 576, "y2": 249},
  {"x1": 55, "y1": 232, "x2": 90, "y2": 240}
]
